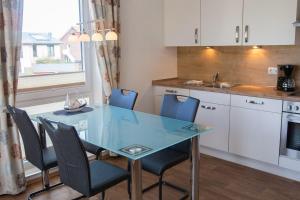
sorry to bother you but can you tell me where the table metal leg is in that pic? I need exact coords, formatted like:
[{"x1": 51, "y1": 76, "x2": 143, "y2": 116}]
[
  {"x1": 131, "y1": 159, "x2": 142, "y2": 200},
  {"x1": 191, "y1": 136, "x2": 199, "y2": 200}
]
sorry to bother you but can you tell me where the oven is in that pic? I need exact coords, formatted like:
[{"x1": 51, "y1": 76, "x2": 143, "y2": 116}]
[{"x1": 280, "y1": 101, "x2": 300, "y2": 160}]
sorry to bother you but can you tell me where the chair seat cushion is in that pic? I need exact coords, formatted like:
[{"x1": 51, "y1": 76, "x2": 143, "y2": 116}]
[
  {"x1": 82, "y1": 140, "x2": 105, "y2": 156},
  {"x1": 141, "y1": 148, "x2": 189, "y2": 176},
  {"x1": 89, "y1": 160, "x2": 129, "y2": 196},
  {"x1": 42, "y1": 146, "x2": 57, "y2": 170}
]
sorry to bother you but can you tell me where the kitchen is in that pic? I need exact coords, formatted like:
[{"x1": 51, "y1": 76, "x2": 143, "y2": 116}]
[
  {"x1": 151, "y1": 0, "x2": 300, "y2": 182},
  {"x1": 2, "y1": 0, "x2": 300, "y2": 199}
]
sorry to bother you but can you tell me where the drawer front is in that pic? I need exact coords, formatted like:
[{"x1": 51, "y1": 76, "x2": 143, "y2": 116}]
[
  {"x1": 231, "y1": 95, "x2": 282, "y2": 113},
  {"x1": 153, "y1": 86, "x2": 189, "y2": 96},
  {"x1": 190, "y1": 90, "x2": 230, "y2": 105}
]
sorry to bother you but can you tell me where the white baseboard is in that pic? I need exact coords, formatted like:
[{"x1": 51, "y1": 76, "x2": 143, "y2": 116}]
[{"x1": 200, "y1": 146, "x2": 300, "y2": 182}]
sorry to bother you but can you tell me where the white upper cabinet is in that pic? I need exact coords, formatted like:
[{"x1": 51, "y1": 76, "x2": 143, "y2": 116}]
[
  {"x1": 201, "y1": 0, "x2": 244, "y2": 46},
  {"x1": 164, "y1": 0, "x2": 299, "y2": 46},
  {"x1": 243, "y1": 0, "x2": 298, "y2": 45},
  {"x1": 163, "y1": 0, "x2": 201, "y2": 46}
]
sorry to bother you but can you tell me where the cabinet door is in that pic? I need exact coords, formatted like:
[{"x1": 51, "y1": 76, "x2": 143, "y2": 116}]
[
  {"x1": 196, "y1": 102, "x2": 230, "y2": 152},
  {"x1": 229, "y1": 107, "x2": 281, "y2": 165},
  {"x1": 163, "y1": 0, "x2": 200, "y2": 46},
  {"x1": 201, "y1": 0, "x2": 243, "y2": 46},
  {"x1": 243, "y1": 0, "x2": 297, "y2": 45}
]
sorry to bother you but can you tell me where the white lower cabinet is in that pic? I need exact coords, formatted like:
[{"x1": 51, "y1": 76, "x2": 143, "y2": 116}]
[
  {"x1": 153, "y1": 87, "x2": 284, "y2": 166},
  {"x1": 196, "y1": 102, "x2": 230, "y2": 152},
  {"x1": 229, "y1": 95, "x2": 282, "y2": 165},
  {"x1": 190, "y1": 90, "x2": 230, "y2": 152}
]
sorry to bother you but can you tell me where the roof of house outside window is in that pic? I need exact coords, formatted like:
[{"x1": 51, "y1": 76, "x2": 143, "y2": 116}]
[{"x1": 22, "y1": 32, "x2": 63, "y2": 45}]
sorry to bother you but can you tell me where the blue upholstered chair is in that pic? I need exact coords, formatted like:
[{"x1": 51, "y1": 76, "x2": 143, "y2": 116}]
[
  {"x1": 7, "y1": 106, "x2": 63, "y2": 200},
  {"x1": 39, "y1": 118, "x2": 130, "y2": 200},
  {"x1": 82, "y1": 88, "x2": 138, "y2": 159},
  {"x1": 128, "y1": 94, "x2": 200, "y2": 200},
  {"x1": 109, "y1": 88, "x2": 138, "y2": 110}
]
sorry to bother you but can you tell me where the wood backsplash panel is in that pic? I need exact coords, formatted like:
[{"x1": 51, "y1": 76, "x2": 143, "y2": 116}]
[{"x1": 178, "y1": 46, "x2": 300, "y2": 87}]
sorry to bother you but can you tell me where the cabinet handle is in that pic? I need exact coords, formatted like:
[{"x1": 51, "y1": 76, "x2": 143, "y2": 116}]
[
  {"x1": 201, "y1": 105, "x2": 216, "y2": 110},
  {"x1": 244, "y1": 25, "x2": 249, "y2": 43},
  {"x1": 246, "y1": 99, "x2": 264, "y2": 105},
  {"x1": 235, "y1": 26, "x2": 240, "y2": 43},
  {"x1": 165, "y1": 89, "x2": 177, "y2": 94},
  {"x1": 194, "y1": 28, "x2": 199, "y2": 44}
]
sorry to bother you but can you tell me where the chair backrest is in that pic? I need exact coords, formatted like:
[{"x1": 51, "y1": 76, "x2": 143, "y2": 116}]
[
  {"x1": 109, "y1": 88, "x2": 138, "y2": 110},
  {"x1": 39, "y1": 118, "x2": 91, "y2": 196},
  {"x1": 160, "y1": 94, "x2": 200, "y2": 154},
  {"x1": 7, "y1": 105, "x2": 44, "y2": 170}
]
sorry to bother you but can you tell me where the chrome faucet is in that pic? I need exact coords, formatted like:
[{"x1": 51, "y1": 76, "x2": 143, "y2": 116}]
[{"x1": 212, "y1": 72, "x2": 219, "y2": 84}]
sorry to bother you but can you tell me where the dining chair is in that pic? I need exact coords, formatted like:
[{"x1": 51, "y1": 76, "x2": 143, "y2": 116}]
[
  {"x1": 6, "y1": 105, "x2": 62, "y2": 200},
  {"x1": 39, "y1": 117, "x2": 130, "y2": 200},
  {"x1": 82, "y1": 88, "x2": 138, "y2": 160},
  {"x1": 128, "y1": 94, "x2": 200, "y2": 200}
]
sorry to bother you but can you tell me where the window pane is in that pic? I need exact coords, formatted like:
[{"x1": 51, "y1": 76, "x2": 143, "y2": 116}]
[{"x1": 19, "y1": 0, "x2": 85, "y2": 91}]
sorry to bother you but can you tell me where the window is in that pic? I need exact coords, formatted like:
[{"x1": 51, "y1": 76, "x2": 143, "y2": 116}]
[
  {"x1": 19, "y1": 0, "x2": 86, "y2": 91},
  {"x1": 18, "y1": 0, "x2": 93, "y2": 177},
  {"x1": 32, "y1": 45, "x2": 37, "y2": 57},
  {"x1": 47, "y1": 44, "x2": 54, "y2": 57}
]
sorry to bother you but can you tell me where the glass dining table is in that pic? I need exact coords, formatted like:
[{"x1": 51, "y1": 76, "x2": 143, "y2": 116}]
[{"x1": 30, "y1": 105, "x2": 211, "y2": 200}]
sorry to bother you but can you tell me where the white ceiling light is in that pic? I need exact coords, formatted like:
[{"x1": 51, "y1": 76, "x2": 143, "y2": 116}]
[
  {"x1": 78, "y1": 32, "x2": 90, "y2": 42},
  {"x1": 68, "y1": 33, "x2": 79, "y2": 43},
  {"x1": 105, "y1": 31, "x2": 118, "y2": 41},
  {"x1": 92, "y1": 32, "x2": 104, "y2": 42}
]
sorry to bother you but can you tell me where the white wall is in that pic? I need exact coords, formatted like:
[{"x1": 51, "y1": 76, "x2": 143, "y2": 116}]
[{"x1": 119, "y1": 0, "x2": 177, "y2": 113}]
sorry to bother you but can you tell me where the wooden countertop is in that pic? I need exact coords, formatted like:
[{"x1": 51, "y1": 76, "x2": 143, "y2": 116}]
[{"x1": 152, "y1": 78, "x2": 300, "y2": 102}]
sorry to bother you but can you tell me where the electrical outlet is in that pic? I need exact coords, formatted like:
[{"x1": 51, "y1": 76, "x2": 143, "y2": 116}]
[{"x1": 268, "y1": 67, "x2": 278, "y2": 75}]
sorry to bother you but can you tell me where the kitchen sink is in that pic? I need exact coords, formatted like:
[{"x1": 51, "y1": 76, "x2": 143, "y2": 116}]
[
  {"x1": 203, "y1": 82, "x2": 234, "y2": 89},
  {"x1": 184, "y1": 80, "x2": 235, "y2": 89}
]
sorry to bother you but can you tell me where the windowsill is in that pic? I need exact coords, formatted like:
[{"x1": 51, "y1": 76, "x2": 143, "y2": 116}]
[
  {"x1": 18, "y1": 82, "x2": 85, "y2": 93},
  {"x1": 18, "y1": 71, "x2": 86, "y2": 93}
]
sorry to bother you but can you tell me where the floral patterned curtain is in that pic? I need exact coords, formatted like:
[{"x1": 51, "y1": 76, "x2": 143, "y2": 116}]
[
  {"x1": 89, "y1": 0, "x2": 120, "y2": 100},
  {"x1": 0, "y1": 0, "x2": 25, "y2": 195}
]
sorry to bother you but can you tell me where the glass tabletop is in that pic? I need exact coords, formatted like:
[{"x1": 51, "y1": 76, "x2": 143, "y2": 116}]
[{"x1": 30, "y1": 105, "x2": 211, "y2": 160}]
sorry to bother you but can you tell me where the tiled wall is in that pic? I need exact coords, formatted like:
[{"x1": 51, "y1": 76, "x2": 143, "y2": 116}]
[{"x1": 178, "y1": 46, "x2": 300, "y2": 87}]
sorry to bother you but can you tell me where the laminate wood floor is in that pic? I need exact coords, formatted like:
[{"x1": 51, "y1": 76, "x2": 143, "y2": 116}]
[{"x1": 1, "y1": 154, "x2": 300, "y2": 200}]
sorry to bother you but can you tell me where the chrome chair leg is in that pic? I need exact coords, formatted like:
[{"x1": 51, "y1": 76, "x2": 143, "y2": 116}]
[
  {"x1": 42, "y1": 170, "x2": 50, "y2": 188},
  {"x1": 142, "y1": 173, "x2": 189, "y2": 200},
  {"x1": 159, "y1": 176, "x2": 163, "y2": 200},
  {"x1": 101, "y1": 191, "x2": 105, "y2": 200},
  {"x1": 71, "y1": 195, "x2": 85, "y2": 200},
  {"x1": 28, "y1": 182, "x2": 63, "y2": 200}
]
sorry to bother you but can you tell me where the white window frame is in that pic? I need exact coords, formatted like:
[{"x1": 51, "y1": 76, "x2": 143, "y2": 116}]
[{"x1": 16, "y1": 0, "x2": 94, "y2": 108}]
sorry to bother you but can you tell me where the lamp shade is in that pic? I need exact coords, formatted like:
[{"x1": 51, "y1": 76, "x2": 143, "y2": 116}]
[
  {"x1": 79, "y1": 32, "x2": 90, "y2": 42},
  {"x1": 68, "y1": 33, "x2": 79, "y2": 43},
  {"x1": 105, "y1": 31, "x2": 118, "y2": 41},
  {"x1": 92, "y1": 32, "x2": 104, "y2": 42}
]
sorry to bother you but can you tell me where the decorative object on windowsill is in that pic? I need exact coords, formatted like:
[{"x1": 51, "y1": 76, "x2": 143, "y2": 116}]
[
  {"x1": 68, "y1": 19, "x2": 118, "y2": 43},
  {"x1": 64, "y1": 93, "x2": 87, "y2": 113}
]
